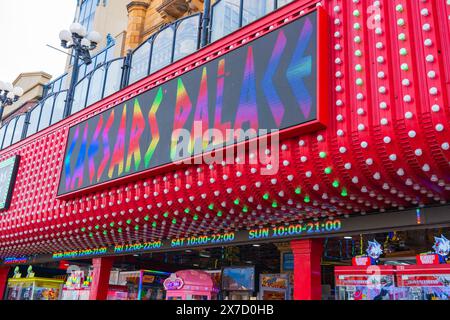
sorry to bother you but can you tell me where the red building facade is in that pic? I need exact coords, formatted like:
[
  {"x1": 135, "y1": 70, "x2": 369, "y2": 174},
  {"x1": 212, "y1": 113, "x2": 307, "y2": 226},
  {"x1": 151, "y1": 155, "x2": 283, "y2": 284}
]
[{"x1": 0, "y1": 0, "x2": 449, "y2": 300}]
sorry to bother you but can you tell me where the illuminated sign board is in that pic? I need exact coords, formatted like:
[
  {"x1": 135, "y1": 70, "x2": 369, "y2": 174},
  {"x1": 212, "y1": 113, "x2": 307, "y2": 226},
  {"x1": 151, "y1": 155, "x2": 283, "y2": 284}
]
[
  {"x1": 0, "y1": 156, "x2": 20, "y2": 210},
  {"x1": 3, "y1": 207, "x2": 450, "y2": 266},
  {"x1": 58, "y1": 10, "x2": 322, "y2": 196}
]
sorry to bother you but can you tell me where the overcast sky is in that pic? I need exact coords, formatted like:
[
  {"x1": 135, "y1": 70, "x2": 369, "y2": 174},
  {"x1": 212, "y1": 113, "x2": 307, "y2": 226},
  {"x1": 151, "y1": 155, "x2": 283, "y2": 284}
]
[{"x1": 0, "y1": 0, "x2": 76, "y2": 83}]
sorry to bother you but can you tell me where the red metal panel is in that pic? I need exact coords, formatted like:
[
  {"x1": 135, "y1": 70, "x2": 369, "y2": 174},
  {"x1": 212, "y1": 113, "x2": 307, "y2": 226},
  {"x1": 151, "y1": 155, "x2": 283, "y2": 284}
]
[{"x1": 0, "y1": 0, "x2": 449, "y2": 258}]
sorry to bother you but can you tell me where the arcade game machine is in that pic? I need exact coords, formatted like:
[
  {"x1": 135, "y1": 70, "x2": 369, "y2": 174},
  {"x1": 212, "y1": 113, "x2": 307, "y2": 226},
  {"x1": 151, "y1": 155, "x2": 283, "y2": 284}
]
[
  {"x1": 259, "y1": 274, "x2": 290, "y2": 300},
  {"x1": 395, "y1": 235, "x2": 450, "y2": 300},
  {"x1": 138, "y1": 270, "x2": 171, "y2": 300},
  {"x1": 5, "y1": 266, "x2": 64, "y2": 301},
  {"x1": 221, "y1": 266, "x2": 255, "y2": 300},
  {"x1": 113, "y1": 270, "x2": 170, "y2": 300},
  {"x1": 61, "y1": 269, "x2": 93, "y2": 300},
  {"x1": 164, "y1": 270, "x2": 216, "y2": 300},
  {"x1": 334, "y1": 240, "x2": 401, "y2": 300}
]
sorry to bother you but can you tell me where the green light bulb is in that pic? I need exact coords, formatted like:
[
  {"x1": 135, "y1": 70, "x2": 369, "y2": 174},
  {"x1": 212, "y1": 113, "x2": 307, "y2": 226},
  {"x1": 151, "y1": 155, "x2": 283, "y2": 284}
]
[
  {"x1": 163, "y1": 212, "x2": 169, "y2": 218},
  {"x1": 81, "y1": 227, "x2": 86, "y2": 232},
  {"x1": 95, "y1": 225, "x2": 100, "y2": 230},
  {"x1": 243, "y1": 206, "x2": 248, "y2": 213},
  {"x1": 89, "y1": 233, "x2": 93, "y2": 237},
  {"x1": 135, "y1": 225, "x2": 139, "y2": 231},
  {"x1": 217, "y1": 211, "x2": 223, "y2": 217},
  {"x1": 333, "y1": 180, "x2": 340, "y2": 188},
  {"x1": 193, "y1": 215, "x2": 199, "y2": 221},
  {"x1": 234, "y1": 199, "x2": 240, "y2": 205},
  {"x1": 110, "y1": 222, "x2": 115, "y2": 227},
  {"x1": 172, "y1": 219, "x2": 177, "y2": 225},
  {"x1": 103, "y1": 231, "x2": 108, "y2": 235},
  {"x1": 272, "y1": 202, "x2": 278, "y2": 208},
  {"x1": 118, "y1": 228, "x2": 122, "y2": 233},
  {"x1": 304, "y1": 196, "x2": 311, "y2": 203},
  {"x1": 319, "y1": 152, "x2": 327, "y2": 159},
  {"x1": 208, "y1": 204, "x2": 214, "y2": 210},
  {"x1": 184, "y1": 208, "x2": 190, "y2": 214},
  {"x1": 295, "y1": 187, "x2": 301, "y2": 195},
  {"x1": 144, "y1": 216, "x2": 150, "y2": 221},
  {"x1": 341, "y1": 188, "x2": 348, "y2": 197},
  {"x1": 126, "y1": 219, "x2": 132, "y2": 225},
  {"x1": 325, "y1": 167, "x2": 332, "y2": 175},
  {"x1": 263, "y1": 193, "x2": 270, "y2": 200},
  {"x1": 152, "y1": 222, "x2": 157, "y2": 228}
]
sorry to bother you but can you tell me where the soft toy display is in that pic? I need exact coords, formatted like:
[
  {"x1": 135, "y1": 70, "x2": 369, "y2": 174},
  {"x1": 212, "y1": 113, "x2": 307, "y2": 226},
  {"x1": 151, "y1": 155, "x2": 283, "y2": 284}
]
[
  {"x1": 366, "y1": 240, "x2": 383, "y2": 265},
  {"x1": 432, "y1": 235, "x2": 450, "y2": 264}
]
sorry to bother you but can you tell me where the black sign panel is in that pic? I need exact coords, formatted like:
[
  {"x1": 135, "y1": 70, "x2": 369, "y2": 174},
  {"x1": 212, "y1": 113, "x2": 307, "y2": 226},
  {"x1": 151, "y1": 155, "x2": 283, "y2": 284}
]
[
  {"x1": 0, "y1": 155, "x2": 20, "y2": 210},
  {"x1": 58, "y1": 11, "x2": 318, "y2": 195},
  {"x1": 3, "y1": 206, "x2": 450, "y2": 266}
]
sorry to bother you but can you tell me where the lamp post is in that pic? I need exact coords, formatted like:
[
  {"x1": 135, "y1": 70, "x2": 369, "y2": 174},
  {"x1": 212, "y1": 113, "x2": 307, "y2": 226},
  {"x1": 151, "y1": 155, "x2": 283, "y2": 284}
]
[
  {"x1": 0, "y1": 81, "x2": 24, "y2": 124},
  {"x1": 59, "y1": 23, "x2": 102, "y2": 118}
]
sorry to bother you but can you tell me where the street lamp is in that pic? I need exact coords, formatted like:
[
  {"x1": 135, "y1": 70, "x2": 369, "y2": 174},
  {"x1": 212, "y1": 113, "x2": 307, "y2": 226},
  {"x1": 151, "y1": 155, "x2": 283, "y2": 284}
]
[
  {"x1": 0, "y1": 81, "x2": 24, "y2": 123},
  {"x1": 59, "y1": 23, "x2": 102, "y2": 117}
]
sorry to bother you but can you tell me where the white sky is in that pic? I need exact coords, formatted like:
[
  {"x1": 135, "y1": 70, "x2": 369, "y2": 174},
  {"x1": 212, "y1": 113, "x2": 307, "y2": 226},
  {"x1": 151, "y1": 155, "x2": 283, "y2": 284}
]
[{"x1": 0, "y1": 0, "x2": 76, "y2": 83}]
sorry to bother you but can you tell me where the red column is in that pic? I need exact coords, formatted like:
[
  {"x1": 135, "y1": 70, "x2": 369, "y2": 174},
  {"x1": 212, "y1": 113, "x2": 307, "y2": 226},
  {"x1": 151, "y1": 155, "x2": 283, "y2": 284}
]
[
  {"x1": 89, "y1": 257, "x2": 114, "y2": 300},
  {"x1": 291, "y1": 239, "x2": 323, "y2": 300},
  {"x1": 0, "y1": 267, "x2": 10, "y2": 300}
]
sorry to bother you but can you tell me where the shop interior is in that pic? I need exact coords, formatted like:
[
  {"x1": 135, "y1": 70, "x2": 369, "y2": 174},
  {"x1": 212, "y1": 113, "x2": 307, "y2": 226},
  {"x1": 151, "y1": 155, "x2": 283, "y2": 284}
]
[{"x1": 3, "y1": 226, "x2": 449, "y2": 301}]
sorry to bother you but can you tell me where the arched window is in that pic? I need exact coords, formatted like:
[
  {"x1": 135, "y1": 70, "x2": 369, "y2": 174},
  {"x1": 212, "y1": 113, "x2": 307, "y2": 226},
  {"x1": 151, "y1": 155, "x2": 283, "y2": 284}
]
[
  {"x1": 71, "y1": 77, "x2": 89, "y2": 115},
  {"x1": 0, "y1": 125, "x2": 6, "y2": 149},
  {"x1": 11, "y1": 114, "x2": 26, "y2": 145},
  {"x1": 26, "y1": 104, "x2": 43, "y2": 138},
  {"x1": 129, "y1": 42, "x2": 151, "y2": 85},
  {"x1": 242, "y1": 0, "x2": 275, "y2": 26},
  {"x1": 150, "y1": 27, "x2": 175, "y2": 74},
  {"x1": 210, "y1": 0, "x2": 241, "y2": 42},
  {"x1": 174, "y1": 16, "x2": 200, "y2": 61},
  {"x1": 51, "y1": 92, "x2": 67, "y2": 125},
  {"x1": 86, "y1": 66, "x2": 106, "y2": 107},
  {"x1": 38, "y1": 95, "x2": 55, "y2": 131},
  {"x1": 276, "y1": 0, "x2": 293, "y2": 8},
  {"x1": 104, "y1": 59, "x2": 124, "y2": 97},
  {"x1": 2, "y1": 118, "x2": 17, "y2": 149}
]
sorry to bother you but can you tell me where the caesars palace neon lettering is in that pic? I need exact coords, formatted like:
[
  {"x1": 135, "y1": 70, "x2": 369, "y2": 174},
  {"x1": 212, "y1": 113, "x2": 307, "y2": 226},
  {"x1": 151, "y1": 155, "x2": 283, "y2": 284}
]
[{"x1": 58, "y1": 11, "x2": 319, "y2": 195}]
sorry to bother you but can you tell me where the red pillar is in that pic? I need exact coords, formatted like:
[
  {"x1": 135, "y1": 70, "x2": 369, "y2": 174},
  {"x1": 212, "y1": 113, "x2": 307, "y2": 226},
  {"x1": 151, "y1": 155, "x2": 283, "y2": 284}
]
[
  {"x1": 89, "y1": 257, "x2": 114, "y2": 300},
  {"x1": 291, "y1": 239, "x2": 323, "y2": 300},
  {"x1": 0, "y1": 267, "x2": 10, "y2": 300}
]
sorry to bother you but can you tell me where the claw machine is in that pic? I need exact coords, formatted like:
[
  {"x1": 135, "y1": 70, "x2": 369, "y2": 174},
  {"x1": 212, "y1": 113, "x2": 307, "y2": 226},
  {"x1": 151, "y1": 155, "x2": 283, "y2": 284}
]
[
  {"x1": 164, "y1": 270, "x2": 216, "y2": 300},
  {"x1": 395, "y1": 235, "x2": 450, "y2": 300},
  {"x1": 5, "y1": 266, "x2": 64, "y2": 301},
  {"x1": 335, "y1": 240, "x2": 402, "y2": 300}
]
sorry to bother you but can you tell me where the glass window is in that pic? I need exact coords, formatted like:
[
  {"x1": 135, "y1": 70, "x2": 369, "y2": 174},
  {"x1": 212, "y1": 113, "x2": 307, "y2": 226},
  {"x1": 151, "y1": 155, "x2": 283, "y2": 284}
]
[
  {"x1": 174, "y1": 16, "x2": 200, "y2": 61},
  {"x1": 95, "y1": 51, "x2": 106, "y2": 68},
  {"x1": 104, "y1": 59, "x2": 123, "y2": 97},
  {"x1": 0, "y1": 125, "x2": 6, "y2": 149},
  {"x1": 38, "y1": 96, "x2": 55, "y2": 131},
  {"x1": 71, "y1": 78, "x2": 89, "y2": 115},
  {"x1": 79, "y1": 0, "x2": 96, "y2": 33},
  {"x1": 2, "y1": 118, "x2": 17, "y2": 149},
  {"x1": 150, "y1": 27, "x2": 175, "y2": 74},
  {"x1": 79, "y1": 64, "x2": 87, "y2": 80},
  {"x1": 26, "y1": 105, "x2": 42, "y2": 137},
  {"x1": 242, "y1": 0, "x2": 275, "y2": 26},
  {"x1": 276, "y1": 0, "x2": 293, "y2": 8},
  {"x1": 51, "y1": 92, "x2": 67, "y2": 125},
  {"x1": 86, "y1": 66, "x2": 106, "y2": 107},
  {"x1": 11, "y1": 115, "x2": 26, "y2": 145},
  {"x1": 211, "y1": 0, "x2": 241, "y2": 42},
  {"x1": 129, "y1": 42, "x2": 151, "y2": 84}
]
